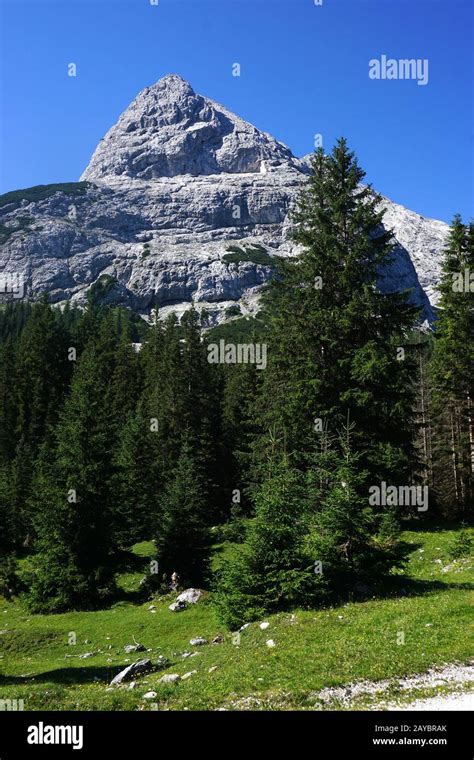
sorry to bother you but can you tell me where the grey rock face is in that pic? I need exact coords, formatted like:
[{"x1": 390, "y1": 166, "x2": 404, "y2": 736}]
[
  {"x1": 0, "y1": 74, "x2": 449, "y2": 323},
  {"x1": 81, "y1": 74, "x2": 298, "y2": 181}
]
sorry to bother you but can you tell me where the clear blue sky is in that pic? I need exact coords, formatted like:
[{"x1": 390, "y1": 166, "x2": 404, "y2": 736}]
[{"x1": 0, "y1": 0, "x2": 472, "y2": 222}]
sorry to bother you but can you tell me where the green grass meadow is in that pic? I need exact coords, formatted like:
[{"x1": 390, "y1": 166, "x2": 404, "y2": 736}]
[{"x1": 0, "y1": 523, "x2": 472, "y2": 711}]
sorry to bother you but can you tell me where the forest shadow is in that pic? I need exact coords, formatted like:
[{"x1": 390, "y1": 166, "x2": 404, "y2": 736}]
[
  {"x1": 338, "y1": 537, "x2": 474, "y2": 604},
  {"x1": 399, "y1": 518, "x2": 474, "y2": 534},
  {"x1": 0, "y1": 660, "x2": 169, "y2": 687}
]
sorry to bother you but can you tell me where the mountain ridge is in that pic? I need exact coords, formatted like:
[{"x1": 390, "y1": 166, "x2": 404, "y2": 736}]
[{"x1": 0, "y1": 74, "x2": 448, "y2": 323}]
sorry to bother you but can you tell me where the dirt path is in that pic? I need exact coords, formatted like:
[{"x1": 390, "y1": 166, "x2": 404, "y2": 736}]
[
  {"x1": 316, "y1": 662, "x2": 474, "y2": 710},
  {"x1": 391, "y1": 691, "x2": 473, "y2": 710}
]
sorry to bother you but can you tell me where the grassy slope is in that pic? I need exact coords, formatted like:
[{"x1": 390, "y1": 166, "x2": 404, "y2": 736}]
[{"x1": 0, "y1": 524, "x2": 472, "y2": 711}]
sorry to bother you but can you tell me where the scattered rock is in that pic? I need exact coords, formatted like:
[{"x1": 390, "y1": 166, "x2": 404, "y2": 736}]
[
  {"x1": 128, "y1": 682, "x2": 136, "y2": 690},
  {"x1": 159, "y1": 673, "x2": 181, "y2": 684},
  {"x1": 156, "y1": 655, "x2": 169, "y2": 670},
  {"x1": 212, "y1": 634, "x2": 224, "y2": 644},
  {"x1": 110, "y1": 659, "x2": 152, "y2": 686},
  {"x1": 182, "y1": 652, "x2": 192, "y2": 658},
  {"x1": 169, "y1": 588, "x2": 204, "y2": 612},
  {"x1": 176, "y1": 588, "x2": 204, "y2": 605},
  {"x1": 266, "y1": 640, "x2": 276, "y2": 648},
  {"x1": 190, "y1": 637, "x2": 208, "y2": 646},
  {"x1": 239, "y1": 623, "x2": 251, "y2": 631},
  {"x1": 182, "y1": 670, "x2": 197, "y2": 680},
  {"x1": 124, "y1": 643, "x2": 145, "y2": 653},
  {"x1": 259, "y1": 622, "x2": 269, "y2": 630},
  {"x1": 208, "y1": 666, "x2": 218, "y2": 673},
  {"x1": 143, "y1": 691, "x2": 157, "y2": 699},
  {"x1": 79, "y1": 652, "x2": 94, "y2": 659},
  {"x1": 169, "y1": 600, "x2": 187, "y2": 612}
]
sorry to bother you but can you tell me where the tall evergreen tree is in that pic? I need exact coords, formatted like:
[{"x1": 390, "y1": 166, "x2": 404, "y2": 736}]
[
  {"x1": 154, "y1": 436, "x2": 210, "y2": 586},
  {"x1": 27, "y1": 342, "x2": 116, "y2": 612},
  {"x1": 10, "y1": 300, "x2": 71, "y2": 541},
  {"x1": 218, "y1": 140, "x2": 419, "y2": 625},
  {"x1": 253, "y1": 140, "x2": 418, "y2": 489},
  {"x1": 113, "y1": 399, "x2": 162, "y2": 548},
  {"x1": 429, "y1": 215, "x2": 474, "y2": 514}
]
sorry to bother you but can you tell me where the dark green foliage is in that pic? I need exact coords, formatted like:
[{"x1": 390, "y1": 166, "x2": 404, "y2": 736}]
[
  {"x1": 206, "y1": 314, "x2": 267, "y2": 346},
  {"x1": 26, "y1": 343, "x2": 117, "y2": 612},
  {"x1": 0, "y1": 182, "x2": 92, "y2": 209},
  {"x1": 0, "y1": 553, "x2": 20, "y2": 599},
  {"x1": 0, "y1": 339, "x2": 17, "y2": 463},
  {"x1": 88, "y1": 274, "x2": 119, "y2": 305},
  {"x1": 429, "y1": 215, "x2": 474, "y2": 515},
  {"x1": 154, "y1": 438, "x2": 210, "y2": 586},
  {"x1": 0, "y1": 215, "x2": 35, "y2": 244},
  {"x1": 306, "y1": 427, "x2": 401, "y2": 584},
  {"x1": 224, "y1": 304, "x2": 242, "y2": 318},
  {"x1": 253, "y1": 140, "x2": 418, "y2": 486},
  {"x1": 447, "y1": 529, "x2": 473, "y2": 560},
  {"x1": 218, "y1": 139, "x2": 419, "y2": 626},
  {"x1": 222, "y1": 245, "x2": 277, "y2": 267},
  {"x1": 216, "y1": 456, "x2": 325, "y2": 629},
  {"x1": 113, "y1": 401, "x2": 161, "y2": 548}
]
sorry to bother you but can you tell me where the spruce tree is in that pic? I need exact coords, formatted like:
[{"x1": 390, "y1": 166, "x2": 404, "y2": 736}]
[
  {"x1": 306, "y1": 424, "x2": 400, "y2": 585},
  {"x1": 154, "y1": 437, "x2": 210, "y2": 587},
  {"x1": 218, "y1": 139, "x2": 419, "y2": 624},
  {"x1": 113, "y1": 399, "x2": 162, "y2": 548},
  {"x1": 27, "y1": 343, "x2": 116, "y2": 612},
  {"x1": 254, "y1": 139, "x2": 418, "y2": 487},
  {"x1": 216, "y1": 454, "x2": 324, "y2": 629},
  {"x1": 429, "y1": 215, "x2": 474, "y2": 514},
  {"x1": 11, "y1": 300, "x2": 71, "y2": 540}
]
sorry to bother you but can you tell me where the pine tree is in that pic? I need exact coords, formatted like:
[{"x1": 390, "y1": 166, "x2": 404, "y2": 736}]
[
  {"x1": 253, "y1": 139, "x2": 418, "y2": 488},
  {"x1": 216, "y1": 454, "x2": 324, "y2": 629},
  {"x1": 306, "y1": 424, "x2": 400, "y2": 585},
  {"x1": 113, "y1": 399, "x2": 162, "y2": 548},
  {"x1": 218, "y1": 140, "x2": 419, "y2": 625},
  {"x1": 11, "y1": 300, "x2": 72, "y2": 540},
  {"x1": 429, "y1": 215, "x2": 474, "y2": 514},
  {"x1": 154, "y1": 437, "x2": 210, "y2": 587},
  {"x1": 27, "y1": 343, "x2": 116, "y2": 612},
  {"x1": 0, "y1": 338, "x2": 18, "y2": 464}
]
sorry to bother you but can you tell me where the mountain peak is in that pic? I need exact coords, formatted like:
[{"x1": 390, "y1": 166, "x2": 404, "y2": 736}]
[
  {"x1": 80, "y1": 76, "x2": 297, "y2": 182},
  {"x1": 145, "y1": 73, "x2": 195, "y2": 97}
]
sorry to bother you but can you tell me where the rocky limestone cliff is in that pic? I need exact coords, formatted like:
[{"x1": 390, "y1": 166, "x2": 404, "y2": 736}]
[
  {"x1": 81, "y1": 74, "x2": 300, "y2": 181},
  {"x1": 0, "y1": 74, "x2": 448, "y2": 323}
]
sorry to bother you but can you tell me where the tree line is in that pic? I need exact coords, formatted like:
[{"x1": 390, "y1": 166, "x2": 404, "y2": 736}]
[{"x1": 0, "y1": 139, "x2": 472, "y2": 625}]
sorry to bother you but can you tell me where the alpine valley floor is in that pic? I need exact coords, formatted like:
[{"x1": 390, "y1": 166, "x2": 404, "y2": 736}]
[{"x1": 0, "y1": 522, "x2": 472, "y2": 711}]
